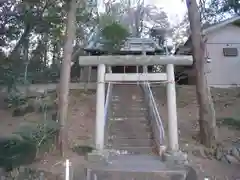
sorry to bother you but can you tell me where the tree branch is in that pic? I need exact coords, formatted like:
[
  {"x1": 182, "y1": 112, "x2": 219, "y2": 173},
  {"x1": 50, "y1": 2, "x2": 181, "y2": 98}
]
[{"x1": 8, "y1": 0, "x2": 51, "y2": 59}]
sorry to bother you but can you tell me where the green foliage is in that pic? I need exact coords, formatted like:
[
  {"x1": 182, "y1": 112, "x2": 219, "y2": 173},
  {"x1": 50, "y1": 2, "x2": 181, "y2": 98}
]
[
  {"x1": 0, "y1": 119, "x2": 59, "y2": 171},
  {"x1": 14, "y1": 120, "x2": 59, "y2": 147},
  {"x1": 217, "y1": 117, "x2": 240, "y2": 129},
  {"x1": 209, "y1": 0, "x2": 240, "y2": 15},
  {"x1": 98, "y1": 14, "x2": 115, "y2": 28},
  {"x1": 72, "y1": 145, "x2": 94, "y2": 155},
  {"x1": 101, "y1": 22, "x2": 129, "y2": 52},
  {"x1": 0, "y1": 135, "x2": 37, "y2": 171},
  {"x1": 0, "y1": 0, "x2": 97, "y2": 85},
  {"x1": 5, "y1": 92, "x2": 27, "y2": 109},
  {"x1": 221, "y1": 0, "x2": 240, "y2": 14},
  {"x1": 0, "y1": 90, "x2": 60, "y2": 171}
]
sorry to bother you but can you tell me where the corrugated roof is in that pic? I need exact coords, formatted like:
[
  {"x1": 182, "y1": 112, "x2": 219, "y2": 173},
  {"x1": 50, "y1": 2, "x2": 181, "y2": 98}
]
[{"x1": 175, "y1": 15, "x2": 240, "y2": 55}]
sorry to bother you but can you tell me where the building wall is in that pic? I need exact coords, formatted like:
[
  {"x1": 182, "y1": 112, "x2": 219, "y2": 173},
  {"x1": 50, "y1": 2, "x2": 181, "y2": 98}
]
[{"x1": 205, "y1": 24, "x2": 240, "y2": 87}]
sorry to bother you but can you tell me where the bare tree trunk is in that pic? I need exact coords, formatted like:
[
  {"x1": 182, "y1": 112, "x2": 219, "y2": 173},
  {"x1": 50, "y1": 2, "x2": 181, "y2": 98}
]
[
  {"x1": 43, "y1": 33, "x2": 48, "y2": 67},
  {"x1": 186, "y1": 0, "x2": 217, "y2": 147},
  {"x1": 134, "y1": 0, "x2": 144, "y2": 37},
  {"x1": 9, "y1": 25, "x2": 31, "y2": 60},
  {"x1": 58, "y1": 0, "x2": 78, "y2": 157},
  {"x1": 52, "y1": 42, "x2": 57, "y2": 66},
  {"x1": 23, "y1": 37, "x2": 29, "y2": 84}
]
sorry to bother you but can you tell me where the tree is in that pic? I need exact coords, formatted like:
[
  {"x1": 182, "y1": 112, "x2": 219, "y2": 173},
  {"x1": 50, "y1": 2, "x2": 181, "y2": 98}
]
[
  {"x1": 101, "y1": 22, "x2": 129, "y2": 52},
  {"x1": 150, "y1": 27, "x2": 167, "y2": 46},
  {"x1": 210, "y1": 0, "x2": 240, "y2": 15},
  {"x1": 58, "y1": 0, "x2": 78, "y2": 157},
  {"x1": 0, "y1": 0, "x2": 98, "y2": 86},
  {"x1": 186, "y1": 0, "x2": 217, "y2": 147},
  {"x1": 102, "y1": 0, "x2": 170, "y2": 37},
  {"x1": 172, "y1": 0, "x2": 227, "y2": 46}
]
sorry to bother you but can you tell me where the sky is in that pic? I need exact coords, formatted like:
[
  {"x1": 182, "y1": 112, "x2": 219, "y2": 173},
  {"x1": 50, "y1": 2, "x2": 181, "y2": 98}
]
[
  {"x1": 149, "y1": 0, "x2": 187, "y2": 24},
  {"x1": 98, "y1": 0, "x2": 187, "y2": 23},
  {"x1": 147, "y1": 0, "x2": 188, "y2": 45}
]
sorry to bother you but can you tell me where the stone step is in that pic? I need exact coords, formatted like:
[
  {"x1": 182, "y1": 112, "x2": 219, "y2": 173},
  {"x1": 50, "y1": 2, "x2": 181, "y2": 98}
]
[
  {"x1": 112, "y1": 105, "x2": 146, "y2": 108},
  {"x1": 111, "y1": 96, "x2": 144, "y2": 99},
  {"x1": 111, "y1": 107, "x2": 146, "y2": 111},
  {"x1": 112, "y1": 101, "x2": 145, "y2": 104},
  {"x1": 111, "y1": 112, "x2": 147, "y2": 116},
  {"x1": 111, "y1": 110, "x2": 147, "y2": 115},
  {"x1": 110, "y1": 120, "x2": 150, "y2": 126},
  {"x1": 108, "y1": 133, "x2": 152, "y2": 139},
  {"x1": 110, "y1": 117, "x2": 148, "y2": 121},
  {"x1": 85, "y1": 154, "x2": 187, "y2": 180},
  {"x1": 109, "y1": 120, "x2": 151, "y2": 129},
  {"x1": 91, "y1": 171, "x2": 184, "y2": 180},
  {"x1": 111, "y1": 113, "x2": 147, "y2": 118},
  {"x1": 111, "y1": 106, "x2": 147, "y2": 110},
  {"x1": 109, "y1": 120, "x2": 149, "y2": 126},
  {"x1": 112, "y1": 104, "x2": 146, "y2": 107},
  {"x1": 108, "y1": 125, "x2": 152, "y2": 135},
  {"x1": 108, "y1": 133, "x2": 152, "y2": 141},
  {"x1": 109, "y1": 117, "x2": 147, "y2": 121},
  {"x1": 105, "y1": 146, "x2": 153, "y2": 154},
  {"x1": 110, "y1": 121, "x2": 150, "y2": 129},
  {"x1": 108, "y1": 138, "x2": 153, "y2": 147},
  {"x1": 111, "y1": 105, "x2": 146, "y2": 108},
  {"x1": 108, "y1": 133, "x2": 151, "y2": 140},
  {"x1": 109, "y1": 126, "x2": 152, "y2": 133},
  {"x1": 111, "y1": 100, "x2": 145, "y2": 104}
]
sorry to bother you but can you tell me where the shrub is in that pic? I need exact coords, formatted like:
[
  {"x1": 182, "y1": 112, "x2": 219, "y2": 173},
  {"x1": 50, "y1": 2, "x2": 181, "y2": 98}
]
[
  {"x1": 4, "y1": 91, "x2": 27, "y2": 109},
  {"x1": 72, "y1": 145, "x2": 94, "y2": 156},
  {"x1": 14, "y1": 120, "x2": 60, "y2": 153},
  {"x1": 217, "y1": 117, "x2": 240, "y2": 129},
  {"x1": 0, "y1": 120, "x2": 60, "y2": 171},
  {"x1": 0, "y1": 135, "x2": 36, "y2": 171}
]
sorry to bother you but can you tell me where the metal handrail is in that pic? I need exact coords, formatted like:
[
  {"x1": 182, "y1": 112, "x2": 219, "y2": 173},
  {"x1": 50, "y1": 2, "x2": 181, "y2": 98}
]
[
  {"x1": 103, "y1": 67, "x2": 113, "y2": 146},
  {"x1": 142, "y1": 82, "x2": 165, "y2": 146},
  {"x1": 104, "y1": 82, "x2": 112, "y2": 121},
  {"x1": 103, "y1": 82, "x2": 112, "y2": 148},
  {"x1": 145, "y1": 83, "x2": 165, "y2": 143}
]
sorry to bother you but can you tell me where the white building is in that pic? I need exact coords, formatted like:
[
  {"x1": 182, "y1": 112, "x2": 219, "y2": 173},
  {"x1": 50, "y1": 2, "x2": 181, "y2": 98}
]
[{"x1": 175, "y1": 16, "x2": 240, "y2": 87}]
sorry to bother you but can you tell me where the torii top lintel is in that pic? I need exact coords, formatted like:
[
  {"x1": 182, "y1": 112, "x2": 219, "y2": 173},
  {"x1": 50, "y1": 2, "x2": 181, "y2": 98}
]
[{"x1": 78, "y1": 55, "x2": 193, "y2": 66}]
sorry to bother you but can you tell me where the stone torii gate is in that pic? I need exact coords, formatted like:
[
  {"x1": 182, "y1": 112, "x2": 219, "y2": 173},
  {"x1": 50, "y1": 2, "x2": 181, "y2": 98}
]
[{"x1": 79, "y1": 55, "x2": 193, "y2": 153}]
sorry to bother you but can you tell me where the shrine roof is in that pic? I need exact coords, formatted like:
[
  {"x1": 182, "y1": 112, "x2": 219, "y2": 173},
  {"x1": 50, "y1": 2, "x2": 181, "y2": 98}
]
[{"x1": 84, "y1": 26, "x2": 164, "y2": 53}]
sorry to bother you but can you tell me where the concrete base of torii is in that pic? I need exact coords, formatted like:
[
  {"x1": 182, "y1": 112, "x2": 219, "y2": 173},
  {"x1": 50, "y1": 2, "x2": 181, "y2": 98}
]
[{"x1": 84, "y1": 149, "x2": 196, "y2": 180}]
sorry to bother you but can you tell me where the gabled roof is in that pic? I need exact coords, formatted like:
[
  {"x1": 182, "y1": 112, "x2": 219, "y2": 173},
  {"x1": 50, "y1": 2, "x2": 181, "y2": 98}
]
[
  {"x1": 84, "y1": 25, "x2": 164, "y2": 53},
  {"x1": 202, "y1": 15, "x2": 240, "y2": 34},
  {"x1": 84, "y1": 36, "x2": 163, "y2": 53},
  {"x1": 175, "y1": 15, "x2": 240, "y2": 55}
]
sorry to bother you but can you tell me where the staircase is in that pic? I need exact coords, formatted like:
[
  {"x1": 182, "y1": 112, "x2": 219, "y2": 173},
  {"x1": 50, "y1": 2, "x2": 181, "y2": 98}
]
[
  {"x1": 106, "y1": 84, "x2": 155, "y2": 154},
  {"x1": 85, "y1": 84, "x2": 191, "y2": 180}
]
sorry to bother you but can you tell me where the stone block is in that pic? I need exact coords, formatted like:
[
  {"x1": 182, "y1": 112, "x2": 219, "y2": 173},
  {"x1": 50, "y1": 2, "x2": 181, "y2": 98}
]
[
  {"x1": 86, "y1": 151, "x2": 106, "y2": 163},
  {"x1": 163, "y1": 151, "x2": 188, "y2": 165},
  {"x1": 86, "y1": 149, "x2": 121, "y2": 165}
]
